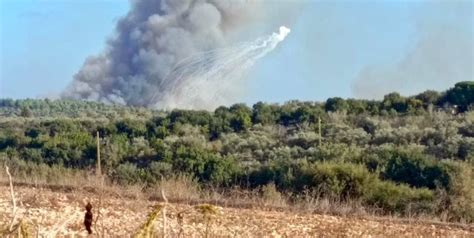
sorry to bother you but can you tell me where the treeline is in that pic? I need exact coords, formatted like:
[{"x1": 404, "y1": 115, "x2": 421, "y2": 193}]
[
  {"x1": 1, "y1": 81, "x2": 473, "y2": 118},
  {"x1": 0, "y1": 98, "x2": 157, "y2": 118},
  {"x1": 0, "y1": 81, "x2": 473, "y2": 222}
]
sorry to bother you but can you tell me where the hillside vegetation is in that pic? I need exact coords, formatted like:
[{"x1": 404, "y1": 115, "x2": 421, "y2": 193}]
[{"x1": 1, "y1": 81, "x2": 473, "y2": 223}]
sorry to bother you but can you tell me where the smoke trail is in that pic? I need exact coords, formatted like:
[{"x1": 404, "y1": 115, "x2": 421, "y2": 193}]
[{"x1": 154, "y1": 26, "x2": 291, "y2": 110}]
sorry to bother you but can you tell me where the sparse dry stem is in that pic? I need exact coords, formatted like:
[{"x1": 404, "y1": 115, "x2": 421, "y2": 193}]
[
  {"x1": 134, "y1": 204, "x2": 163, "y2": 238},
  {"x1": 161, "y1": 188, "x2": 168, "y2": 238},
  {"x1": 94, "y1": 175, "x2": 106, "y2": 237},
  {"x1": 5, "y1": 164, "x2": 18, "y2": 232}
]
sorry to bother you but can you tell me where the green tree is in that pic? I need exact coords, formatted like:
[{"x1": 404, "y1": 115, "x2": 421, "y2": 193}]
[
  {"x1": 416, "y1": 90, "x2": 441, "y2": 106},
  {"x1": 445, "y1": 81, "x2": 474, "y2": 112},
  {"x1": 20, "y1": 106, "x2": 33, "y2": 117},
  {"x1": 325, "y1": 97, "x2": 349, "y2": 112},
  {"x1": 383, "y1": 92, "x2": 407, "y2": 113},
  {"x1": 229, "y1": 104, "x2": 252, "y2": 132},
  {"x1": 252, "y1": 102, "x2": 277, "y2": 125}
]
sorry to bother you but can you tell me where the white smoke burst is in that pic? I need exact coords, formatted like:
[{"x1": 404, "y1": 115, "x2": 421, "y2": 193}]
[{"x1": 153, "y1": 26, "x2": 291, "y2": 110}]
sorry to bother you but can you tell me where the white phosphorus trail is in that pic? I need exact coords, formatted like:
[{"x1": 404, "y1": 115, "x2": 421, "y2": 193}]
[{"x1": 152, "y1": 26, "x2": 291, "y2": 110}]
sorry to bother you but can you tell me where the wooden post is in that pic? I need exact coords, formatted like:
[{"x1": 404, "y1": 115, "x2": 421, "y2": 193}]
[
  {"x1": 318, "y1": 116, "x2": 322, "y2": 147},
  {"x1": 96, "y1": 131, "x2": 101, "y2": 177}
]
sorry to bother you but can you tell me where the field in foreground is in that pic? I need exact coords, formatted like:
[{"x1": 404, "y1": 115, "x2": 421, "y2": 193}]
[{"x1": 1, "y1": 185, "x2": 472, "y2": 237}]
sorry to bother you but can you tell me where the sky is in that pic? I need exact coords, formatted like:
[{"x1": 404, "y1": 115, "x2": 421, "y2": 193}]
[{"x1": 1, "y1": 0, "x2": 473, "y2": 104}]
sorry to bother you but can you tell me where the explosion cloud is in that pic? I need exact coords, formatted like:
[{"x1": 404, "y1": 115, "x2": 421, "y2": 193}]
[{"x1": 62, "y1": 0, "x2": 292, "y2": 109}]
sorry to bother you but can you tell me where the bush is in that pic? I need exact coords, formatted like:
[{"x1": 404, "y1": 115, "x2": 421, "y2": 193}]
[
  {"x1": 247, "y1": 159, "x2": 439, "y2": 214},
  {"x1": 260, "y1": 183, "x2": 286, "y2": 206},
  {"x1": 309, "y1": 143, "x2": 363, "y2": 162},
  {"x1": 172, "y1": 145, "x2": 239, "y2": 185},
  {"x1": 382, "y1": 149, "x2": 458, "y2": 190},
  {"x1": 441, "y1": 163, "x2": 474, "y2": 223},
  {"x1": 459, "y1": 123, "x2": 474, "y2": 137},
  {"x1": 294, "y1": 161, "x2": 434, "y2": 214},
  {"x1": 300, "y1": 162, "x2": 375, "y2": 200},
  {"x1": 148, "y1": 161, "x2": 173, "y2": 179},
  {"x1": 113, "y1": 162, "x2": 146, "y2": 185},
  {"x1": 363, "y1": 181, "x2": 434, "y2": 214}
]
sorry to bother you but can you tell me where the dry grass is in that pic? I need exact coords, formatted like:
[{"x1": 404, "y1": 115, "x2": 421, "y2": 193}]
[
  {"x1": 0, "y1": 184, "x2": 472, "y2": 237},
  {"x1": 0, "y1": 171, "x2": 473, "y2": 237},
  {"x1": 0, "y1": 173, "x2": 466, "y2": 223},
  {"x1": 147, "y1": 175, "x2": 201, "y2": 203},
  {"x1": 134, "y1": 204, "x2": 164, "y2": 238}
]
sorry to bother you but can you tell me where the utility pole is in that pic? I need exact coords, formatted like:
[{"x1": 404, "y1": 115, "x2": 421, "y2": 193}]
[
  {"x1": 318, "y1": 116, "x2": 322, "y2": 147},
  {"x1": 96, "y1": 131, "x2": 101, "y2": 177}
]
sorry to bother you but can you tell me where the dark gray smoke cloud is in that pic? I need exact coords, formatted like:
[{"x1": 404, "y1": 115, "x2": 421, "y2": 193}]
[{"x1": 63, "y1": 0, "x2": 287, "y2": 107}]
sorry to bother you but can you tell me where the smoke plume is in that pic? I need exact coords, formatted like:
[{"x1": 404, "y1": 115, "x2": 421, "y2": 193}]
[
  {"x1": 352, "y1": 2, "x2": 473, "y2": 99},
  {"x1": 63, "y1": 0, "x2": 293, "y2": 108}
]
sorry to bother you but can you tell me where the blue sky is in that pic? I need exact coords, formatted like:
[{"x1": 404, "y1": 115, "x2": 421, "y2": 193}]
[
  {"x1": 1, "y1": 0, "x2": 473, "y2": 104},
  {"x1": 248, "y1": 1, "x2": 418, "y2": 102},
  {"x1": 1, "y1": 0, "x2": 129, "y2": 99}
]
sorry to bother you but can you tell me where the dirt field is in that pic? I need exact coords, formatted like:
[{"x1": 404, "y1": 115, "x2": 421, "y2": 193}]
[{"x1": 0, "y1": 185, "x2": 472, "y2": 237}]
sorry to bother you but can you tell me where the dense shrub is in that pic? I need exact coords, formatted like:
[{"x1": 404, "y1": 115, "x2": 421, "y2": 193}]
[
  {"x1": 300, "y1": 162, "x2": 375, "y2": 200},
  {"x1": 363, "y1": 181, "x2": 434, "y2": 213},
  {"x1": 382, "y1": 149, "x2": 458, "y2": 190},
  {"x1": 172, "y1": 145, "x2": 239, "y2": 185},
  {"x1": 112, "y1": 162, "x2": 147, "y2": 185},
  {"x1": 300, "y1": 162, "x2": 435, "y2": 214},
  {"x1": 148, "y1": 161, "x2": 173, "y2": 179}
]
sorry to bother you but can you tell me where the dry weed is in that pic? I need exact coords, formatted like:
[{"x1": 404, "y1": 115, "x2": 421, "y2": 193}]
[
  {"x1": 149, "y1": 175, "x2": 200, "y2": 203},
  {"x1": 134, "y1": 204, "x2": 164, "y2": 238}
]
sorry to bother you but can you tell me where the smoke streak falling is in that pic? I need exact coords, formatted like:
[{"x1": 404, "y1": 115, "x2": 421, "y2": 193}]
[
  {"x1": 153, "y1": 26, "x2": 290, "y2": 110},
  {"x1": 62, "y1": 0, "x2": 275, "y2": 108}
]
